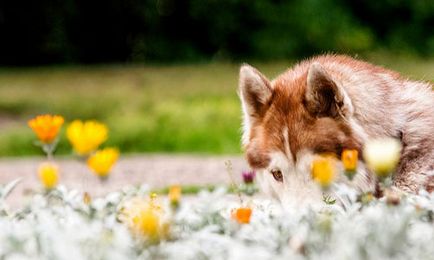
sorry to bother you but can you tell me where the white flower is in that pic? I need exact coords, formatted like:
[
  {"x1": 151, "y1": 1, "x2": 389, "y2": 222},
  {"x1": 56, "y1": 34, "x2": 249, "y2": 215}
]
[{"x1": 363, "y1": 137, "x2": 402, "y2": 178}]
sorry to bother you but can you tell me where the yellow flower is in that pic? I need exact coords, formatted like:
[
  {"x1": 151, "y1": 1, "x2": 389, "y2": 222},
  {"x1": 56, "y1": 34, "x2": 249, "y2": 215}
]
[
  {"x1": 67, "y1": 120, "x2": 108, "y2": 155},
  {"x1": 363, "y1": 138, "x2": 402, "y2": 179},
  {"x1": 28, "y1": 115, "x2": 64, "y2": 144},
  {"x1": 168, "y1": 185, "x2": 181, "y2": 207},
  {"x1": 87, "y1": 148, "x2": 119, "y2": 178},
  {"x1": 119, "y1": 196, "x2": 168, "y2": 241},
  {"x1": 231, "y1": 207, "x2": 252, "y2": 224},
  {"x1": 83, "y1": 192, "x2": 92, "y2": 205},
  {"x1": 38, "y1": 162, "x2": 59, "y2": 189},
  {"x1": 311, "y1": 157, "x2": 335, "y2": 189},
  {"x1": 342, "y1": 149, "x2": 358, "y2": 172}
]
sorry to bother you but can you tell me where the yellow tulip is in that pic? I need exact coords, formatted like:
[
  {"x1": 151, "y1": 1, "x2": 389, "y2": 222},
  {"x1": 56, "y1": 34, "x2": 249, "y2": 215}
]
[
  {"x1": 38, "y1": 162, "x2": 59, "y2": 189},
  {"x1": 87, "y1": 148, "x2": 119, "y2": 178},
  {"x1": 28, "y1": 115, "x2": 64, "y2": 144},
  {"x1": 311, "y1": 157, "x2": 335, "y2": 189},
  {"x1": 67, "y1": 120, "x2": 108, "y2": 155},
  {"x1": 363, "y1": 138, "x2": 402, "y2": 179}
]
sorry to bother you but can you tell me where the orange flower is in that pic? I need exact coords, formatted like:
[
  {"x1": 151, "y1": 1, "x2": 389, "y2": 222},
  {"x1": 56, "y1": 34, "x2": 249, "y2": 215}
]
[
  {"x1": 232, "y1": 207, "x2": 252, "y2": 224},
  {"x1": 342, "y1": 149, "x2": 358, "y2": 173},
  {"x1": 168, "y1": 185, "x2": 181, "y2": 207},
  {"x1": 28, "y1": 115, "x2": 64, "y2": 143},
  {"x1": 311, "y1": 157, "x2": 335, "y2": 189}
]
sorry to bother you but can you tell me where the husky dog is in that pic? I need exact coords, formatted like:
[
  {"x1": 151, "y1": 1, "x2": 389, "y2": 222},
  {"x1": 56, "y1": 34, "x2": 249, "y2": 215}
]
[{"x1": 239, "y1": 55, "x2": 433, "y2": 205}]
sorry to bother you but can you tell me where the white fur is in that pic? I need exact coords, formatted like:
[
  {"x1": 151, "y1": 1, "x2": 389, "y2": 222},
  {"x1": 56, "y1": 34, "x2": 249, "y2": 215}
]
[{"x1": 258, "y1": 149, "x2": 324, "y2": 208}]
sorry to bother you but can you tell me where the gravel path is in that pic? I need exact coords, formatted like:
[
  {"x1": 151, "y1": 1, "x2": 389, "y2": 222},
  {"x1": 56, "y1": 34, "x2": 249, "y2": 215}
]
[{"x1": 0, "y1": 154, "x2": 248, "y2": 206}]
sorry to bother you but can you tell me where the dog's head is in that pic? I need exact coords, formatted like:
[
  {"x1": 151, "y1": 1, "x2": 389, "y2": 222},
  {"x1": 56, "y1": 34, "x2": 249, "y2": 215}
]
[{"x1": 239, "y1": 62, "x2": 367, "y2": 206}]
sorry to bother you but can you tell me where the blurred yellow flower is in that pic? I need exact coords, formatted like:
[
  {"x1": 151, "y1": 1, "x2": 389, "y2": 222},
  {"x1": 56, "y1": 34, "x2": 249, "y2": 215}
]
[
  {"x1": 67, "y1": 120, "x2": 108, "y2": 155},
  {"x1": 38, "y1": 162, "x2": 59, "y2": 189},
  {"x1": 28, "y1": 115, "x2": 64, "y2": 144},
  {"x1": 119, "y1": 197, "x2": 168, "y2": 241},
  {"x1": 87, "y1": 148, "x2": 119, "y2": 178},
  {"x1": 342, "y1": 149, "x2": 358, "y2": 172},
  {"x1": 363, "y1": 138, "x2": 402, "y2": 179},
  {"x1": 168, "y1": 185, "x2": 181, "y2": 207},
  {"x1": 83, "y1": 192, "x2": 92, "y2": 205},
  {"x1": 311, "y1": 157, "x2": 335, "y2": 189},
  {"x1": 231, "y1": 207, "x2": 252, "y2": 224}
]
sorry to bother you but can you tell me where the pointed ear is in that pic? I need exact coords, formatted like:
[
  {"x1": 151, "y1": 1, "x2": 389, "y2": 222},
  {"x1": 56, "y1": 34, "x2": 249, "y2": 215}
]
[
  {"x1": 239, "y1": 64, "x2": 272, "y2": 117},
  {"x1": 239, "y1": 64, "x2": 272, "y2": 146},
  {"x1": 305, "y1": 62, "x2": 353, "y2": 118}
]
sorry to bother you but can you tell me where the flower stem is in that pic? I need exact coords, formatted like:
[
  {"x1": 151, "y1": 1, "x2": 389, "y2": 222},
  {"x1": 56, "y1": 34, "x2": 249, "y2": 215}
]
[{"x1": 225, "y1": 160, "x2": 243, "y2": 204}]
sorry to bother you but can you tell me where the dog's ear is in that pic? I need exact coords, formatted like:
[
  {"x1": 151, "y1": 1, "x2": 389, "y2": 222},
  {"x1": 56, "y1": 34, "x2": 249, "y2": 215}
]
[
  {"x1": 305, "y1": 62, "x2": 353, "y2": 118},
  {"x1": 239, "y1": 64, "x2": 272, "y2": 145},
  {"x1": 239, "y1": 64, "x2": 272, "y2": 117}
]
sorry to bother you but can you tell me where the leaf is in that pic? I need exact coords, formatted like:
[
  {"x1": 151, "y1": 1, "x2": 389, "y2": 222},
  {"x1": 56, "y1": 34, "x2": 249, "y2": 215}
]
[
  {"x1": 323, "y1": 195, "x2": 336, "y2": 205},
  {"x1": 1, "y1": 178, "x2": 22, "y2": 199}
]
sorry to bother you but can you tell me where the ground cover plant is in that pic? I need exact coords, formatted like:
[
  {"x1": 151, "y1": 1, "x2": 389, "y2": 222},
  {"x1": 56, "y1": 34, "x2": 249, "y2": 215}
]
[
  {"x1": 0, "y1": 55, "x2": 433, "y2": 156},
  {"x1": 1, "y1": 114, "x2": 433, "y2": 260},
  {"x1": 1, "y1": 178, "x2": 434, "y2": 259}
]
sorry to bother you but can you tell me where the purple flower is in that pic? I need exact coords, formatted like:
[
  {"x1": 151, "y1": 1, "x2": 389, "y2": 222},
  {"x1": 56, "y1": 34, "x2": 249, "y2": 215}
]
[{"x1": 242, "y1": 170, "x2": 255, "y2": 184}]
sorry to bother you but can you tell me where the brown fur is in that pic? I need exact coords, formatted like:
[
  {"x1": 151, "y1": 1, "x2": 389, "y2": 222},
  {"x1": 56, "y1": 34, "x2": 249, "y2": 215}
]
[{"x1": 240, "y1": 54, "x2": 434, "y2": 194}]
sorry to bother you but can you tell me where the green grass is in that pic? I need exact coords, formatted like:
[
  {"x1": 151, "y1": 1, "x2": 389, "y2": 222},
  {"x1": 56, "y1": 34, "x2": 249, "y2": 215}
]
[
  {"x1": 150, "y1": 184, "x2": 237, "y2": 195},
  {"x1": 0, "y1": 55, "x2": 432, "y2": 156}
]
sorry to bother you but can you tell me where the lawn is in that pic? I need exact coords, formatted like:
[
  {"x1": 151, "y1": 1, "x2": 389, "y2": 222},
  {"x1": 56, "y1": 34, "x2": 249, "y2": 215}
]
[{"x1": 0, "y1": 55, "x2": 433, "y2": 156}]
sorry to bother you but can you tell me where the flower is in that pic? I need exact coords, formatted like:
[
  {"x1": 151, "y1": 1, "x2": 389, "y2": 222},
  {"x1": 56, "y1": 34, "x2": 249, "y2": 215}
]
[
  {"x1": 87, "y1": 148, "x2": 119, "y2": 178},
  {"x1": 38, "y1": 162, "x2": 59, "y2": 189},
  {"x1": 342, "y1": 149, "x2": 358, "y2": 179},
  {"x1": 232, "y1": 207, "x2": 252, "y2": 224},
  {"x1": 311, "y1": 157, "x2": 335, "y2": 189},
  {"x1": 28, "y1": 115, "x2": 64, "y2": 144},
  {"x1": 360, "y1": 192, "x2": 375, "y2": 205},
  {"x1": 83, "y1": 192, "x2": 92, "y2": 205},
  {"x1": 168, "y1": 185, "x2": 181, "y2": 208},
  {"x1": 342, "y1": 149, "x2": 358, "y2": 172},
  {"x1": 119, "y1": 196, "x2": 168, "y2": 241},
  {"x1": 67, "y1": 120, "x2": 108, "y2": 155},
  {"x1": 363, "y1": 138, "x2": 402, "y2": 179},
  {"x1": 242, "y1": 170, "x2": 255, "y2": 184}
]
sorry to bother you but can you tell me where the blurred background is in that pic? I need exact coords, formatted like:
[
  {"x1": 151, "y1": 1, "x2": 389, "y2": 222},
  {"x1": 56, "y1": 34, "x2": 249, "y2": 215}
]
[{"x1": 0, "y1": 0, "x2": 433, "y2": 156}]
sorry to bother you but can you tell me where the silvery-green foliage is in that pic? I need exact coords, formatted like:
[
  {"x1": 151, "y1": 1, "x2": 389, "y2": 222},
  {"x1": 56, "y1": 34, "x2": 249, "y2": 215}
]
[{"x1": 0, "y1": 179, "x2": 433, "y2": 260}]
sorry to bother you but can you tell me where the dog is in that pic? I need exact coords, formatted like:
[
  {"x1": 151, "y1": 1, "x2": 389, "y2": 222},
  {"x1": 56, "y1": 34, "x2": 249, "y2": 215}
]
[{"x1": 239, "y1": 54, "x2": 433, "y2": 205}]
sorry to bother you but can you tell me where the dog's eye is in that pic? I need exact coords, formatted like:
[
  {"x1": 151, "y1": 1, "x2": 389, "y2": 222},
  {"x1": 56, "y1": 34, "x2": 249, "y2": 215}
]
[{"x1": 270, "y1": 169, "x2": 283, "y2": 182}]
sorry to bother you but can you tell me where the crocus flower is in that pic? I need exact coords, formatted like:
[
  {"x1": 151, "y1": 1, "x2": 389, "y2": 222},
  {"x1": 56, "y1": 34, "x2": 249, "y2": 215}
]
[
  {"x1": 67, "y1": 120, "x2": 108, "y2": 155},
  {"x1": 363, "y1": 138, "x2": 402, "y2": 179},
  {"x1": 87, "y1": 148, "x2": 119, "y2": 179},
  {"x1": 38, "y1": 162, "x2": 59, "y2": 189},
  {"x1": 28, "y1": 115, "x2": 64, "y2": 144},
  {"x1": 232, "y1": 207, "x2": 252, "y2": 224},
  {"x1": 242, "y1": 170, "x2": 255, "y2": 184},
  {"x1": 311, "y1": 157, "x2": 335, "y2": 189}
]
